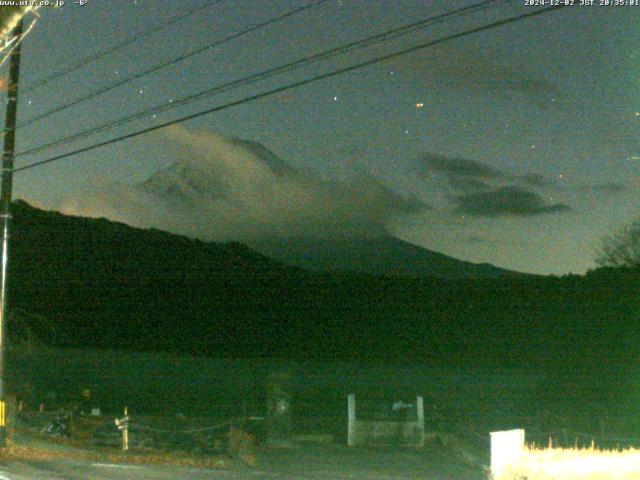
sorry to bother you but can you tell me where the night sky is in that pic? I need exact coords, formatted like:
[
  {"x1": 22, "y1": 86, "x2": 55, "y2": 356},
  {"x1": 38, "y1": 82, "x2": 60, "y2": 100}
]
[{"x1": 6, "y1": 1, "x2": 639, "y2": 275}]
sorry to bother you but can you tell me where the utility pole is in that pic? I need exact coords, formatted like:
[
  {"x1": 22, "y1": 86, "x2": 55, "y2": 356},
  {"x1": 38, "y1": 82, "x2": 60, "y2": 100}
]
[{"x1": 0, "y1": 19, "x2": 23, "y2": 446}]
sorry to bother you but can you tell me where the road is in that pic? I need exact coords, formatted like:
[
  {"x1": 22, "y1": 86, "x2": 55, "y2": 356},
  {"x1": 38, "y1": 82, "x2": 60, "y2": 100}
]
[
  {"x1": 0, "y1": 459, "x2": 430, "y2": 479},
  {"x1": 0, "y1": 459, "x2": 429, "y2": 480},
  {"x1": 0, "y1": 444, "x2": 487, "y2": 479},
  {"x1": 0, "y1": 459, "x2": 280, "y2": 480}
]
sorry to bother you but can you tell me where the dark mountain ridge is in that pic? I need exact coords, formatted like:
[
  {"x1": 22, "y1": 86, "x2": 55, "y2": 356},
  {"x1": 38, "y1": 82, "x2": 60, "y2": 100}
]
[{"x1": 252, "y1": 236, "x2": 523, "y2": 278}]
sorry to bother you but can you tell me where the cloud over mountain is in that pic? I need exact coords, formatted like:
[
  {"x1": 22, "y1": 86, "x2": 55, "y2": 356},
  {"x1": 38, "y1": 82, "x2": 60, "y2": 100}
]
[
  {"x1": 455, "y1": 186, "x2": 571, "y2": 217},
  {"x1": 419, "y1": 153, "x2": 503, "y2": 181},
  {"x1": 419, "y1": 152, "x2": 544, "y2": 194},
  {"x1": 395, "y1": 45, "x2": 565, "y2": 109},
  {"x1": 578, "y1": 182, "x2": 626, "y2": 194},
  {"x1": 418, "y1": 153, "x2": 572, "y2": 217},
  {"x1": 60, "y1": 127, "x2": 425, "y2": 242}
]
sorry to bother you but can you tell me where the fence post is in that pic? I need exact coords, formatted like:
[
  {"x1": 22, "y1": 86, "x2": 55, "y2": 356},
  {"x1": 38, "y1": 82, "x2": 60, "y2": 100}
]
[
  {"x1": 347, "y1": 394, "x2": 356, "y2": 447},
  {"x1": 266, "y1": 371, "x2": 292, "y2": 447},
  {"x1": 416, "y1": 396, "x2": 424, "y2": 447},
  {"x1": 490, "y1": 429, "x2": 525, "y2": 479},
  {"x1": 115, "y1": 407, "x2": 130, "y2": 453},
  {"x1": 122, "y1": 406, "x2": 129, "y2": 452}
]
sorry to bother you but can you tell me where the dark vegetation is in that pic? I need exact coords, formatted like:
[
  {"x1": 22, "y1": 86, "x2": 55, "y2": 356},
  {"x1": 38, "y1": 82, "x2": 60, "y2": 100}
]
[
  {"x1": 8, "y1": 200, "x2": 639, "y2": 367},
  {"x1": 6, "y1": 200, "x2": 640, "y2": 439}
]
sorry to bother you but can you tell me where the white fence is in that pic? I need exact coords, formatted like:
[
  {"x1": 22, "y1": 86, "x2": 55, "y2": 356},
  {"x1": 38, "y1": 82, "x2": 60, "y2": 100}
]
[{"x1": 347, "y1": 394, "x2": 425, "y2": 447}]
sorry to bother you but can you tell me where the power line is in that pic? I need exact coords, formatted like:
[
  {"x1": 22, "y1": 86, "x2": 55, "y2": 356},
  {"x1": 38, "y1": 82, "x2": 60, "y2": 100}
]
[
  {"x1": 17, "y1": 0, "x2": 506, "y2": 158},
  {"x1": 13, "y1": 5, "x2": 566, "y2": 175},
  {"x1": 21, "y1": 0, "x2": 223, "y2": 94},
  {"x1": 18, "y1": 0, "x2": 329, "y2": 129}
]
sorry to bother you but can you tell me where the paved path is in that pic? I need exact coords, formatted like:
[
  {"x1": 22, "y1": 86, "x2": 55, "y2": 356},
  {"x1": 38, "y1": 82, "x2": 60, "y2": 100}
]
[
  {"x1": 0, "y1": 460, "x2": 259, "y2": 480},
  {"x1": 0, "y1": 444, "x2": 487, "y2": 479}
]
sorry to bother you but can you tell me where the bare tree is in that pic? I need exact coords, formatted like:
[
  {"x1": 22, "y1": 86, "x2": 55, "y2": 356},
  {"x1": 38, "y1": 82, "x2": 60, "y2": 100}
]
[{"x1": 596, "y1": 218, "x2": 640, "y2": 268}]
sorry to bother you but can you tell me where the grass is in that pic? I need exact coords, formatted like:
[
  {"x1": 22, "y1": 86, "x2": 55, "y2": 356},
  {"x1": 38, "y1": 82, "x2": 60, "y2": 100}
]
[
  {"x1": 497, "y1": 445, "x2": 640, "y2": 480},
  {"x1": 3, "y1": 430, "x2": 236, "y2": 469}
]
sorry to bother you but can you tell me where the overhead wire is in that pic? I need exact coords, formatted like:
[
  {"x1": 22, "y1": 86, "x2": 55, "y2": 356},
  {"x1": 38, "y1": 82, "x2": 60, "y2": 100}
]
[
  {"x1": 18, "y1": 0, "x2": 330, "y2": 129},
  {"x1": 21, "y1": 0, "x2": 223, "y2": 94},
  {"x1": 16, "y1": 0, "x2": 507, "y2": 158},
  {"x1": 13, "y1": 4, "x2": 567, "y2": 174}
]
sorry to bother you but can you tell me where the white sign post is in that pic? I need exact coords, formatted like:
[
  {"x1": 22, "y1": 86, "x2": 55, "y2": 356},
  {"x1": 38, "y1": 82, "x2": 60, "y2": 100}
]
[{"x1": 490, "y1": 429, "x2": 525, "y2": 479}]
